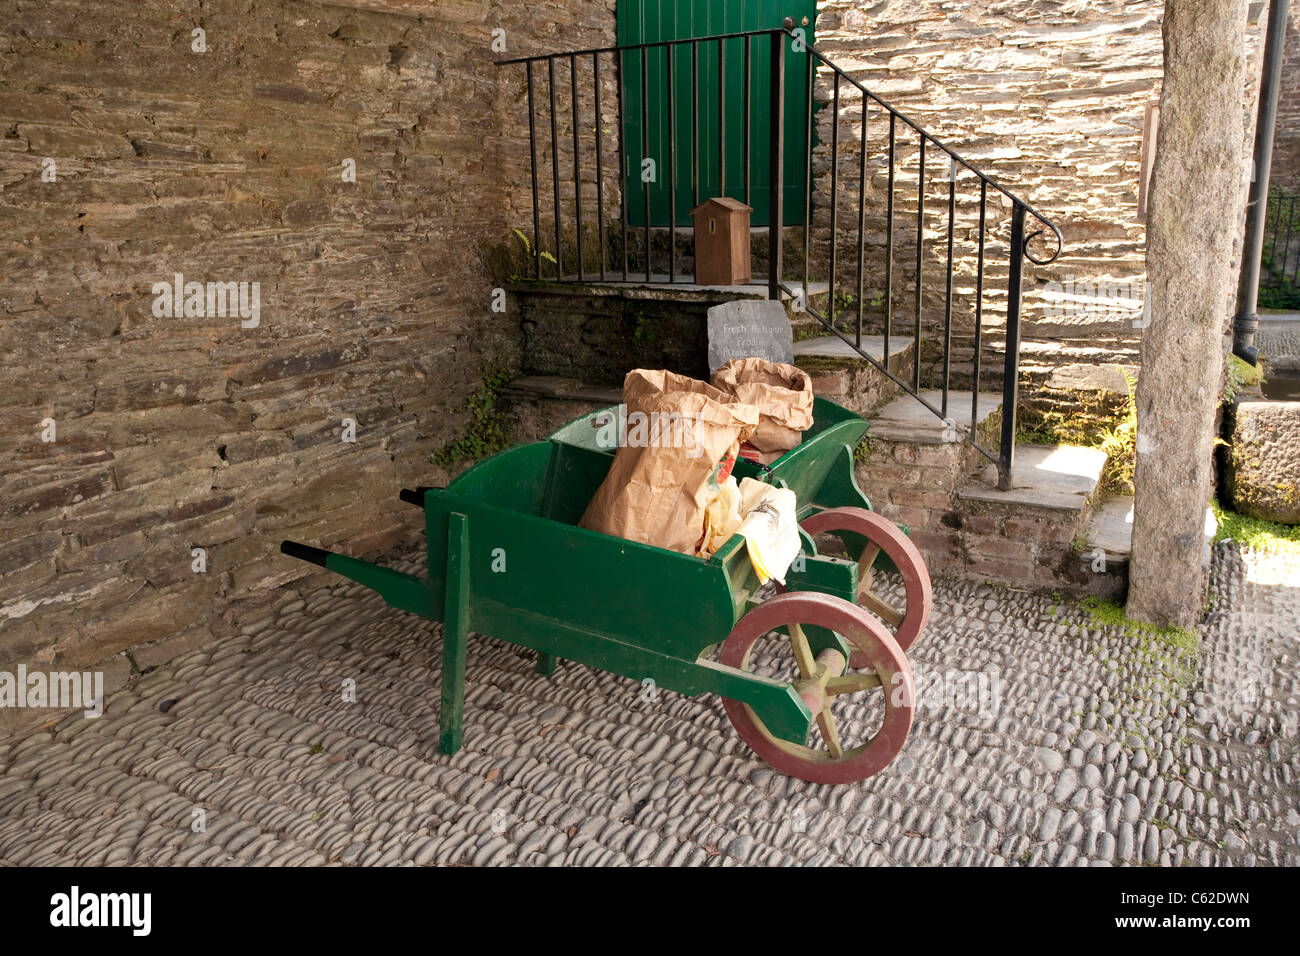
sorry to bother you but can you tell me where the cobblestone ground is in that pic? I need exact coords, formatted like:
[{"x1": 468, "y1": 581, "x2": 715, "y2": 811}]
[
  {"x1": 1257, "y1": 315, "x2": 1300, "y2": 356},
  {"x1": 0, "y1": 544, "x2": 1296, "y2": 867}
]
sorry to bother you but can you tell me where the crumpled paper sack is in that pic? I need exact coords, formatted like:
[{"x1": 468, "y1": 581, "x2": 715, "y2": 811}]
[
  {"x1": 711, "y1": 357, "x2": 815, "y2": 464},
  {"x1": 580, "y1": 369, "x2": 759, "y2": 555},
  {"x1": 700, "y1": 474, "x2": 743, "y2": 558}
]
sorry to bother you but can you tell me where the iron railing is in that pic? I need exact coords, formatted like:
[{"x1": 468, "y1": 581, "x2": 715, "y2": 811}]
[
  {"x1": 498, "y1": 23, "x2": 1063, "y2": 489},
  {"x1": 1262, "y1": 186, "x2": 1300, "y2": 309}
]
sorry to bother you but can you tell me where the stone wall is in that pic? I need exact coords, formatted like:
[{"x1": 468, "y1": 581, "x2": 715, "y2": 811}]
[
  {"x1": 810, "y1": 0, "x2": 1270, "y2": 389},
  {"x1": 516, "y1": 284, "x2": 715, "y2": 384},
  {"x1": 0, "y1": 0, "x2": 615, "y2": 733},
  {"x1": 1270, "y1": 8, "x2": 1300, "y2": 192}
]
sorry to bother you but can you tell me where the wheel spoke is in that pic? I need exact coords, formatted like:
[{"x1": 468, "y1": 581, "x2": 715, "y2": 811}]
[
  {"x1": 788, "y1": 622, "x2": 816, "y2": 680},
  {"x1": 826, "y1": 672, "x2": 881, "y2": 695},
  {"x1": 816, "y1": 710, "x2": 843, "y2": 758},
  {"x1": 858, "y1": 542, "x2": 881, "y2": 577},
  {"x1": 799, "y1": 507, "x2": 933, "y2": 656},
  {"x1": 721, "y1": 589, "x2": 917, "y2": 784},
  {"x1": 861, "y1": 590, "x2": 905, "y2": 627}
]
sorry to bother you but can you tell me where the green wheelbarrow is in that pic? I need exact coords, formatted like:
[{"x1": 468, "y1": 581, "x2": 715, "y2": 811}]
[{"x1": 281, "y1": 396, "x2": 932, "y2": 784}]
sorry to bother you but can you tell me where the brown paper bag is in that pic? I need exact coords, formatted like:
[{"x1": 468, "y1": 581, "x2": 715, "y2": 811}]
[
  {"x1": 579, "y1": 369, "x2": 759, "y2": 555},
  {"x1": 711, "y1": 357, "x2": 815, "y2": 457}
]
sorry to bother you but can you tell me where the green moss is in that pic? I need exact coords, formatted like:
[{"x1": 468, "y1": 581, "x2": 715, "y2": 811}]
[
  {"x1": 1212, "y1": 501, "x2": 1300, "y2": 555},
  {"x1": 1017, "y1": 371, "x2": 1136, "y2": 496},
  {"x1": 432, "y1": 370, "x2": 512, "y2": 467},
  {"x1": 1079, "y1": 596, "x2": 1198, "y2": 656},
  {"x1": 1017, "y1": 397, "x2": 1120, "y2": 449},
  {"x1": 1221, "y1": 354, "x2": 1263, "y2": 405},
  {"x1": 631, "y1": 313, "x2": 658, "y2": 346}
]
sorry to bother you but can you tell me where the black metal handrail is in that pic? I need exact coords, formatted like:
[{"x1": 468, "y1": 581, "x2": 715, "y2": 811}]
[
  {"x1": 497, "y1": 23, "x2": 1063, "y2": 490},
  {"x1": 1262, "y1": 185, "x2": 1300, "y2": 309}
]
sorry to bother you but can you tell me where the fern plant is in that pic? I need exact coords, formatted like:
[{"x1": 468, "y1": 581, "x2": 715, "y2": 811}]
[{"x1": 1097, "y1": 367, "x2": 1137, "y2": 495}]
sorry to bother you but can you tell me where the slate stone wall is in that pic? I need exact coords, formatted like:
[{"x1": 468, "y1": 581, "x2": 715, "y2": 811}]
[
  {"x1": 1269, "y1": 9, "x2": 1300, "y2": 193},
  {"x1": 811, "y1": 0, "x2": 1269, "y2": 388},
  {"x1": 0, "y1": 0, "x2": 614, "y2": 724}
]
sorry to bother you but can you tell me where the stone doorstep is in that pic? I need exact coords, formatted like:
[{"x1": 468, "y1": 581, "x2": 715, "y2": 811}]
[
  {"x1": 859, "y1": 434, "x2": 1113, "y2": 596},
  {"x1": 1084, "y1": 495, "x2": 1218, "y2": 571},
  {"x1": 960, "y1": 444, "x2": 1107, "y2": 513},
  {"x1": 867, "y1": 389, "x2": 1003, "y2": 445},
  {"x1": 793, "y1": 334, "x2": 912, "y2": 366}
]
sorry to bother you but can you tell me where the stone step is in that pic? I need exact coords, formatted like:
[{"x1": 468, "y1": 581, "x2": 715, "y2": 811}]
[
  {"x1": 546, "y1": 275, "x2": 829, "y2": 302},
  {"x1": 868, "y1": 389, "x2": 1003, "y2": 445},
  {"x1": 960, "y1": 444, "x2": 1107, "y2": 513},
  {"x1": 1084, "y1": 495, "x2": 1218, "y2": 570},
  {"x1": 855, "y1": 435, "x2": 1115, "y2": 596},
  {"x1": 793, "y1": 336, "x2": 916, "y2": 417},
  {"x1": 500, "y1": 375, "x2": 620, "y2": 404},
  {"x1": 794, "y1": 334, "x2": 911, "y2": 363},
  {"x1": 500, "y1": 376, "x2": 620, "y2": 446},
  {"x1": 949, "y1": 444, "x2": 1109, "y2": 594}
]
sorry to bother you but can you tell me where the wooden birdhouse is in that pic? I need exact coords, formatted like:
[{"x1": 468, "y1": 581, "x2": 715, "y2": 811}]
[{"x1": 690, "y1": 197, "x2": 752, "y2": 286}]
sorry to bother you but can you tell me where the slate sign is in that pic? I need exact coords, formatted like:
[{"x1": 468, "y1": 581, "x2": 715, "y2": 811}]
[{"x1": 706, "y1": 300, "x2": 794, "y2": 374}]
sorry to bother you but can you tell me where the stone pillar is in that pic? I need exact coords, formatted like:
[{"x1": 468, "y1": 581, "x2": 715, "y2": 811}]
[{"x1": 1128, "y1": 0, "x2": 1250, "y2": 628}]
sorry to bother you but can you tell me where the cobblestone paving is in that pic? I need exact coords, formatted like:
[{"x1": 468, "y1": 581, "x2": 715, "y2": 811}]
[
  {"x1": 1, "y1": 544, "x2": 1296, "y2": 867},
  {"x1": 1256, "y1": 315, "x2": 1300, "y2": 357}
]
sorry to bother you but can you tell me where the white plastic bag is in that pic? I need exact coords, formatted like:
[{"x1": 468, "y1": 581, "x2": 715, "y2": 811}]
[{"x1": 735, "y1": 478, "x2": 802, "y2": 584}]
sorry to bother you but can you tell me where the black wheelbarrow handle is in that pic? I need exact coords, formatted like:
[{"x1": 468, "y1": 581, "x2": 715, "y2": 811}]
[
  {"x1": 279, "y1": 539, "x2": 435, "y2": 619},
  {"x1": 400, "y1": 486, "x2": 442, "y2": 507},
  {"x1": 278, "y1": 490, "x2": 434, "y2": 564},
  {"x1": 280, "y1": 540, "x2": 329, "y2": 567}
]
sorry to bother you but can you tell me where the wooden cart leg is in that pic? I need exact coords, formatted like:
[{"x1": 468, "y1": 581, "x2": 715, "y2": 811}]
[
  {"x1": 536, "y1": 652, "x2": 558, "y2": 675},
  {"x1": 439, "y1": 512, "x2": 470, "y2": 756}
]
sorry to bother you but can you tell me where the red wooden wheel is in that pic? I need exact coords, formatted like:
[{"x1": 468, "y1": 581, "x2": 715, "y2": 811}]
[
  {"x1": 799, "y1": 506, "x2": 932, "y2": 664},
  {"x1": 721, "y1": 591, "x2": 915, "y2": 785}
]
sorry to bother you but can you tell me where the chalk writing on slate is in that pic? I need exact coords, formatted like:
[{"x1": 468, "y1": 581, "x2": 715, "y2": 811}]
[{"x1": 706, "y1": 300, "x2": 794, "y2": 374}]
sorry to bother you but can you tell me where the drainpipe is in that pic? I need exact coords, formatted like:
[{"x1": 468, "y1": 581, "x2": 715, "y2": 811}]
[{"x1": 1233, "y1": 0, "x2": 1291, "y2": 366}]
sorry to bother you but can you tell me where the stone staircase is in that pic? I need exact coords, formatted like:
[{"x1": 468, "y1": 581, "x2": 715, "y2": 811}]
[{"x1": 853, "y1": 390, "x2": 1119, "y2": 596}]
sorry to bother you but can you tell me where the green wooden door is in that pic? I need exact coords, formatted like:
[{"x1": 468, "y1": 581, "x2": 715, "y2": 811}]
[{"x1": 618, "y1": 0, "x2": 816, "y2": 228}]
